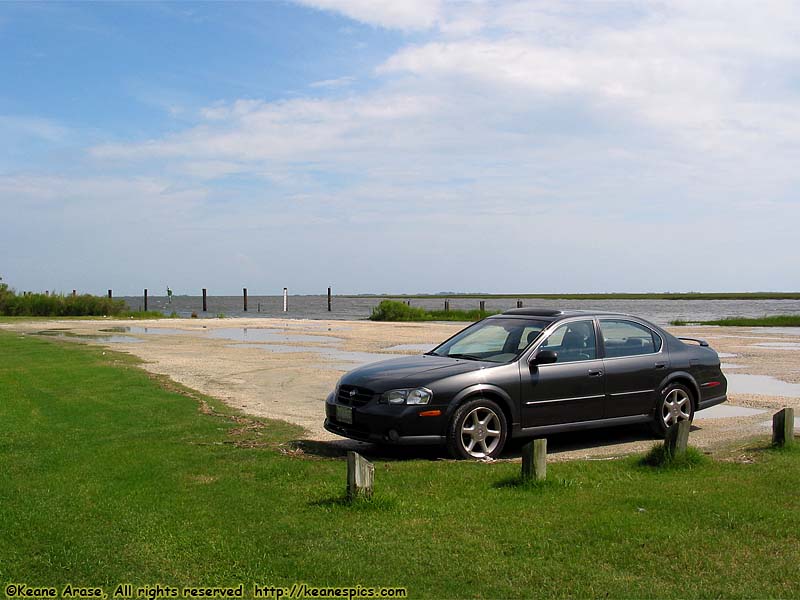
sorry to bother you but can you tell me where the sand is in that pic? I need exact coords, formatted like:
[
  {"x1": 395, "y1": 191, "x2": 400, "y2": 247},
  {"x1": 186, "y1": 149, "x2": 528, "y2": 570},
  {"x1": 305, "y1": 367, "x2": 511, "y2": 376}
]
[{"x1": 3, "y1": 317, "x2": 799, "y2": 460}]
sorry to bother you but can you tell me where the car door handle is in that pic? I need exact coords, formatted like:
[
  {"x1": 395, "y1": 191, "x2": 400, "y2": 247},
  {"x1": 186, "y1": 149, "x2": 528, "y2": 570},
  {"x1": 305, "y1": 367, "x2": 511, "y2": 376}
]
[
  {"x1": 588, "y1": 369, "x2": 604, "y2": 378},
  {"x1": 654, "y1": 362, "x2": 667, "y2": 370}
]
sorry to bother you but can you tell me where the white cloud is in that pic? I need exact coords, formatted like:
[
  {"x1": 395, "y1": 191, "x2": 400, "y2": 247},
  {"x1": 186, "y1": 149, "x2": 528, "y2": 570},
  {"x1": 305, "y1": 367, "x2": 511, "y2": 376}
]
[
  {"x1": 295, "y1": 0, "x2": 442, "y2": 30},
  {"x1": 0, "y1": 115, "x2": 69, "y2": 142}
]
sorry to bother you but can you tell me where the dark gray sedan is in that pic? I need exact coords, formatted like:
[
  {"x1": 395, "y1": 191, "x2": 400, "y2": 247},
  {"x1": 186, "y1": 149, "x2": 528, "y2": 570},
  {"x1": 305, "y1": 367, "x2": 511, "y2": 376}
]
[{"x1": 324, "y1": 309, "x2": 727, "y2": 459}]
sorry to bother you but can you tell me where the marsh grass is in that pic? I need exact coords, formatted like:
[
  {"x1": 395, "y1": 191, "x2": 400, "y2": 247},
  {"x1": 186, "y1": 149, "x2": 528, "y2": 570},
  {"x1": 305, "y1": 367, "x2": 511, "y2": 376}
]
[{"x1": 369, "y1": 299, "x2": 496, "y2": 322}]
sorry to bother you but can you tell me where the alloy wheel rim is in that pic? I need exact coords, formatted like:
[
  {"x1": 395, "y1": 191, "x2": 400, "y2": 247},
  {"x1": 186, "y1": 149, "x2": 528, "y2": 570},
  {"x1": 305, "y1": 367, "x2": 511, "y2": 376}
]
[
  {"x1": 460, "y1": 407, "x2": 502, "y2": 458},
  {"x1": 662, "y1": 388, "x2": 692, "y2": 427}
]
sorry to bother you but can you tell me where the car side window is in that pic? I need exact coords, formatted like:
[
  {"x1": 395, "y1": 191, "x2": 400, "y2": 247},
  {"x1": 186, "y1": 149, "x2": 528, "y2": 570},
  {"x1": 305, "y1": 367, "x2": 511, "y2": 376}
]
[
  {"x1": 539, "y1": 320, "x2": 597, "y2": 363},
  {"x1": 517, "y1": 326, "x2": 543, "y2": 351},
  {"x1": 600, "y1": 319, "x2": 658, "y2": 357}
]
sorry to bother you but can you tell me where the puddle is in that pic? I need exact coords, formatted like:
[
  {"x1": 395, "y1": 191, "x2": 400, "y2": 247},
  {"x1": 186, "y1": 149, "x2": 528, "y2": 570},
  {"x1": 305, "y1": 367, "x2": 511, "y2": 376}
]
[
  {"x1": 759, "y1": 417, "x2": 800, "y2": 430},
  {"x1": 207, "y1": 328, "x2": 340, "y2": 344},
  {"x1": 384, "y1": 343, "x2": 436, "y2": 352},
  {"x1": 721, "y1": 363, "x2": 744, "y2": 370},
  {"x1": 35, "y1": 330, "x2": 143, "y2": 344},
  {"x1": 726, "y1": 373, "x2": 800, "y2": 398},
  {"x1": 695, "y1": 404, "x2": 767, "y2": 420},
  {"x1": 118, "y1": 326, "x2": 199, "y2": 336},
  {"x1": 748, "y1": 327, "x2": 800, "y2": 336},
  {"x1": 717, "y1": 352, "x2": 738, "y2": 358},
  {"x1": 752, "y1": 342, "x2": 800, "y2": 350},
  {"x1": 237, "y1": 343, "x2": 403, "y2": 369}
]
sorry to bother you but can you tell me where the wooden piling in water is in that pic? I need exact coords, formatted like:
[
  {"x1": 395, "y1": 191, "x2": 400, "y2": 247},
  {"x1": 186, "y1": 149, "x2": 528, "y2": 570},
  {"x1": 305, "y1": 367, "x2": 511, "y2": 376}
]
[
  {"x1": 144, "y1": 289, "x2": 148, "y2": 312},
  {"x1": 283, "y1": 288, "x2": 288, "y2": 312},
  {"x1": 480, "y1": 300, "x2": 485, "y2": 312},
  {"x1": 327, "y1": 287, "x2": 332, "y2": 312},
  {"x1": 347, "y1": 451, "x2": 374, "y2": 500},
  {"x1": 202, "y1": 288, "x2": 207, "y2": 312},
  {"x1": 72, "y1": 290, "x2": 76, "y2": 297},
  {"x1": 444, "y1": 299, "x2": 450, "y2": 312},
  {"x1": 108, "y1": 290, "x2": 112, "y2": 299},
  {"x1": 243, "y1": 288, "x2": 248, "y2": 312},
  {"x1": 521, "y1": 439, "x2": 547, "y2": 481},
  {"x1": 773, "y1": 407, "x2": 795, "y2": 447}
]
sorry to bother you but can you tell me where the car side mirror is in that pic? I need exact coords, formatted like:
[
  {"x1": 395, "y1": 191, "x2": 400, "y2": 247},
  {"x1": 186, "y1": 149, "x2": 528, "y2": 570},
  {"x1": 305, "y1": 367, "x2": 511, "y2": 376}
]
[{"x1": 530, "y1": 349, "x2": 558, "y2": 367}]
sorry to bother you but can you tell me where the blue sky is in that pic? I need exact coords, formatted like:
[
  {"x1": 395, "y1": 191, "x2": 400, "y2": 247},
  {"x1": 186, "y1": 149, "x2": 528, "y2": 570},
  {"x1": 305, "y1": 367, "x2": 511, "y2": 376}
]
[{"x1": 1, "y1": 0, "x2": 799, "y2": 295}]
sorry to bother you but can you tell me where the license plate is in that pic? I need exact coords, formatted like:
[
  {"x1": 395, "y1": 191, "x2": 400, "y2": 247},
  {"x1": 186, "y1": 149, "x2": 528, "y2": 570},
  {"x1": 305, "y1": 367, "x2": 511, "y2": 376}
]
[{"x1": 335, "y1": 405, "x2": 353, "y2": 425}]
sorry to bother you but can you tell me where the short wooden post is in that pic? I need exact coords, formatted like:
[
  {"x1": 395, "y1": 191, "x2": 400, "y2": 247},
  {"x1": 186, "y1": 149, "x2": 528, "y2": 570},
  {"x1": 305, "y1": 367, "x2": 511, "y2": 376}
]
[
  {"x1": 327, "y1": 287, "x2": 332, "y2": 312},
  {"x1": 283, "y1": 287, "x2": 288, "y2": 312},
  {"x1": 243, "y1": 288, "x2": 248, "y2": 312},
  {"x1": 143, "y1": 289, "x2": 148, "y2": 311},
  {"x1": 665, "y1": 420, "x2": 691, "y2": 457},
  {"x1": 107, "y1": 289, "x2": 112, "y2": 299},
  {"x1": 480, "y1": 300, "x2": 485, "y2": 312},
  {"x1": 202, "y1": 288, "x2": 207, "y2": 312},
  {"x1": 444, "y1": 299, "x2": 450, "y2": 312},
  {"x1": 521, "y1": 438, "x2": 547, "y2": 481},
  {"x1": 772, "y1": 407, "x2": 795, "y2": 447},
  {"x1": 346, "y1": 451, "x2": 374, "y2": 500},
  {"x1": 517, "y1": 300, "x2": 523, "y2": 308}
]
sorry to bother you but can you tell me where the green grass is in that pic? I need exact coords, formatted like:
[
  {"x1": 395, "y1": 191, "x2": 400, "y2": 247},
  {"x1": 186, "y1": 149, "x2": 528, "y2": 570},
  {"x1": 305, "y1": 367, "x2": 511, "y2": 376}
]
[
  {"x1": 0, "y1": 283, "x2": 162, "y2": 318},
  {"x1": 670, "y1": 314, "x2": 800, "y2": 327},
  {"x1": 2, "y1": 332, "x2": 800, "y2": 597},
  {"x1": 369, "y1": 299, "x2": 497, "y2": 322},
  {"x1": 350, "y1": 292, "x2": 800, "y2": 300}
]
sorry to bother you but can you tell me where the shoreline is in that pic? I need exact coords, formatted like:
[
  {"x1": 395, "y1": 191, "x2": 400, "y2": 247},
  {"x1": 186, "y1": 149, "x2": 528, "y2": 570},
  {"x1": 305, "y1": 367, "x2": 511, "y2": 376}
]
[{"x1": 2, "y1": 316, "x2": 799, "y2": 460}]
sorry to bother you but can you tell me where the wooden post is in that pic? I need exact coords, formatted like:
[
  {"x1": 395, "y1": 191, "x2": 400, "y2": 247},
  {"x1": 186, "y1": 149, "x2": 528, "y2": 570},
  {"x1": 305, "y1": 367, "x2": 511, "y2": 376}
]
[
  {"x1": 72, "y1": 289, "x2": 76, "y2": 297},
  {"x1": 521, "y1": 438, "x2": 547, "y2": 481},
  {"x1": 243, "y1": 288, "x2": 248, "y2": 312},
  {"x1": 772, "y1": 407, "x2": 795, "y2": 447},
  {"x1": 665, "y1": 420, "x2": 691, "y2": 457},
  {"x1": 108, "y1": 289, "x2": 112, "y2": 299},
  {"x1": 480, "y1": 300, "x2": 485, "y2": 312},
  {"x1": 327, "y1": 287, "x2": 332, "y2": 312},
  {"x1": 406, "y1": 300, "x2": 410, "y2": 306},
  {"x1": 346, "y1": 451, "x2": 374, "y2": 500},
  {"x1": 283, "y1": 287, "x2": 288, "y2": 312},
  {"x1": 517, "y1": 300, "x2": 523, "y2": 308},
  {"x1": 144, "y1": 289, "x2": 148, "y2": 312},
  {"x1": 202, "y1": 288, "x2": 207, "y2": 312},
  {"x1": 444, "y1": 299, "x2": 450, "y2": 312}
]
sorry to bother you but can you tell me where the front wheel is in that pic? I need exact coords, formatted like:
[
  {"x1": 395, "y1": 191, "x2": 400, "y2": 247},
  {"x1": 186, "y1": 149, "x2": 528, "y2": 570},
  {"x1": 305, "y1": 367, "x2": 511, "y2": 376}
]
[
  {"x1": 446, "y1": 398, "x2": 508, "y2": 460},
  {"x1": 651, "y1": 383, "x2": 694, "y2": 437}
]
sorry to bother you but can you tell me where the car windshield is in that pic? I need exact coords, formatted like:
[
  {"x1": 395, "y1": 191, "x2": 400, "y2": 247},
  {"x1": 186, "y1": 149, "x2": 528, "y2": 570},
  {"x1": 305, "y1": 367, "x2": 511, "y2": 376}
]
[{"x1": 429, "y1": 318, "x2": 548, "y2": 363}]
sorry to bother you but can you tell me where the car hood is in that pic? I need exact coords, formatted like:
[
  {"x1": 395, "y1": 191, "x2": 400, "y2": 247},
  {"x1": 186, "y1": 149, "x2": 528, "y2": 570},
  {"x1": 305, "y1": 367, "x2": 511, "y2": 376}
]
[{"x1": 339, "y1": 354, "x2": 488, "y2": 393}]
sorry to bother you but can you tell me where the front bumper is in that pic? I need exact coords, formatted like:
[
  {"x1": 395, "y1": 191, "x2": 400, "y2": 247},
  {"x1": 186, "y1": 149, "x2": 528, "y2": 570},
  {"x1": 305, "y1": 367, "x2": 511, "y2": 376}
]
[{"x1": 324, "y1": 393, "x2": 445, "y2": 445}]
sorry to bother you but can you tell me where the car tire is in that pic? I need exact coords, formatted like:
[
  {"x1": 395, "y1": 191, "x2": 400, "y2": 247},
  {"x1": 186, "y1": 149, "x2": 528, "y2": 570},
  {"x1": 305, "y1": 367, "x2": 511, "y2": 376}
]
[
  {"x1": 446, "y1": 398, "x2": 508, "y2": 460},
  {"x1": 651, "y1": 382, "x2": 695, "y2": 438}
]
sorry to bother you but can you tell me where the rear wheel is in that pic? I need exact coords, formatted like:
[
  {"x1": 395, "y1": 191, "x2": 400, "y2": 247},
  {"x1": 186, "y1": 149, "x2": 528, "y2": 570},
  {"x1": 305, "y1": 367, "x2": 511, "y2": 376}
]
[
  {"x1": 651, "y1": 383, "x2": 694, "y2": 437},
  {"x1": 446, "y1": 398, "x2": 508, "y2": 460}
]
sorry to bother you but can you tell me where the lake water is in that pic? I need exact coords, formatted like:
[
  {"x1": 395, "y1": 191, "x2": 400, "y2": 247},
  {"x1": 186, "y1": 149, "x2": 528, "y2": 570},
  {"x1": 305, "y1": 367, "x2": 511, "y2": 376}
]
[{"x1": 119, "y1": 295, "x2": 800, "y2": 326}]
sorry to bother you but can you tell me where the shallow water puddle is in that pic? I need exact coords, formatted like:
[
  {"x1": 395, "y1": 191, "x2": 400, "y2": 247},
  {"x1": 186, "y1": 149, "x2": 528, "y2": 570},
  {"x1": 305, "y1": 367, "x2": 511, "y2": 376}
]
[
  {"x1": 726, "y1": 373, "x2": 800, "y2": 397},
  {"x1": 695, "y1": 405, "x2": 766, "y2": 420},
  {"x1": 36, "y1": 330, "x2": 143, "y2": 344},
  {"x1": 752, "y1": 342, "x2": 800, "y2": 350},
  {"x1": 207, "y1": 327, "x2": 341, "y2": 344},
  {"x1": 237, "y1": 343, "x2": 403, "y2": 369},
  {"x1": 721, "y1": 363, "x2": 744, "y2": 370},
  {"x1": 383, "y1": 343, "x2": 436, "y2": 352},
  {"x1": 717, "y1": 352, "x2": 738, "y2": 358}
]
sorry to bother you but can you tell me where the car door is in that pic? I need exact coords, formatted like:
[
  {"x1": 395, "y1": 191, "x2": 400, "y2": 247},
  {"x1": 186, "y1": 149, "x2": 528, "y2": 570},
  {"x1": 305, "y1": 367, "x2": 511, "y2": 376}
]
[
  {"x1": 599, "y1": 319, "x2": 667, "y2": 418},
  {"x1": 520, "y1": 319, "x2": 605, "y2": 427}
]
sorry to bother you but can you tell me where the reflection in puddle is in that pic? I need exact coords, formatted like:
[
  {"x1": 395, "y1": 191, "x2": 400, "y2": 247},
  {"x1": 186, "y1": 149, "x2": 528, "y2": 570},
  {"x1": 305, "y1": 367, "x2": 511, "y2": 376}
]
[
  {"x1": 748, "y1": 327, "x2": 800, "y2": 336},
  {"x1": 721, "y1": 363, "x2": 743, "y2": 370},
  {"x1": 753, "y1": 342, "x2": 800, "y2": 350},
  {"x1": 383, "y1": 343, "x2": 436, "y2": 352},
  {"x1": 695, "y1": 405, "x2": 766, "y2": 420},
  {"x1": 717, "y1": 352, "x2": 738, "y2": 358},
  {"x1": 236, "y1": 343, "x2": 403, "y2": 369},
  {"x1": 207, "y1": 328, "x2": 340, "y2": 344},
  {"x1": 112, "y1": 326, "x2": 199, "y2": 336},
  {"x1": 726, "y1": 373, "x2": 800, "y2": 397},
  {"x1": 35, "y1": 330, "x2": 143, "y2": 344}
]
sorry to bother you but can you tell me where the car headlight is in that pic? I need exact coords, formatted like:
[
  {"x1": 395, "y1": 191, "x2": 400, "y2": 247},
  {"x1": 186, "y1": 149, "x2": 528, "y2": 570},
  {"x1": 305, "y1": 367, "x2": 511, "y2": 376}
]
[{"x1": 380, "y1": 387, "x2": 433, "y2": 405}]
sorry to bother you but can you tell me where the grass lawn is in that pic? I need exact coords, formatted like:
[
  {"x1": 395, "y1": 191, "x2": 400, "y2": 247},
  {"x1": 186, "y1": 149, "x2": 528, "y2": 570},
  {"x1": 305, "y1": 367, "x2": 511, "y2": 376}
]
[{"x1": 1, "y1": 331, "x2": 799, "y2": 598}]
